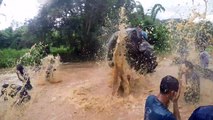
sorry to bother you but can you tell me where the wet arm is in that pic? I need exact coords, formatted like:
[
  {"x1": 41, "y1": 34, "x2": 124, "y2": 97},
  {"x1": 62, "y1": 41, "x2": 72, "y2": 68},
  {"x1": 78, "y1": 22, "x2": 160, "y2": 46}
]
[
  {"x1": 172, "y1": 79, "x2": 182, "y2": 120},
  {"x1": 173, "y1": 102, "x2": 181, "y2": 120},
  {"x1": 16, "y1": 71, "x2": 24, "y2": 82},
  {"x1": 178, "y1": 67, "x2": 187, "y2": 85}
]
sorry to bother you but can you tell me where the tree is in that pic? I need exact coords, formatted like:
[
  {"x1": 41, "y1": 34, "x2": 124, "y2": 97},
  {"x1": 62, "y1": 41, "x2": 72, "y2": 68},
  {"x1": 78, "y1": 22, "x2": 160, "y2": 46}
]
[
  {"x1": 0, "y1": 27, "x2": 13, "y2": 49},
  {"x1": 128, "y1": 3, "x2": 170, "y2": 53},
  {"x1": 128, "y1": 3, "x2": 164, "y2": 27},
  {"x1": 26, "y1": 0, "x2": 136, "y2": 60},
  {"x1": 150, "y1": 4, "x2": 165, "y2": 22},
  {"x1": 128, "y1": 1, "x2": 144, "y2": 27},
  {"x1": 135, "y1": 1, "x2": 145, "y2": 19}
]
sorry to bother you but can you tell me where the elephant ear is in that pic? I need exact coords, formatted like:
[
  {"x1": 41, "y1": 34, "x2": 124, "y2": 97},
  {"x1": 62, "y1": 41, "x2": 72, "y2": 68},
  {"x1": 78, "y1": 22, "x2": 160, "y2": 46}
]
[
  {"x1": 126, "y1": 29, "x2": 158, "y2": 74},
  {"x1": 126, "y1": 47, "x2": 157, "y2": 74}
]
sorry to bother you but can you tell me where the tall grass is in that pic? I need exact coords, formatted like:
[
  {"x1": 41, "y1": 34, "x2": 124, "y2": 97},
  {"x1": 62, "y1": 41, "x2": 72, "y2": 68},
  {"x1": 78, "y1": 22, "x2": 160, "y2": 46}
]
[
  {"x1": 50, "y1": 46, "x2": 70, "y2": 56},
  {"x1": 0, "y1": 49, "x2": 29, "y2": 68},
  {"x1": 0, "y1": 46, "x2": 70, "y2": 68}
]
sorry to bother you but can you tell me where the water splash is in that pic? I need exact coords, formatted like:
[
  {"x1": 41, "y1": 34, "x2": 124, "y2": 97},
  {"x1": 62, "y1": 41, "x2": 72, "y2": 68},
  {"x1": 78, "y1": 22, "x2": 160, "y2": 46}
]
[
  {"x1": 0, "y1": 43, "x2": 61, "y2": 119},
  {"x1": 35, "y1": 54, "x2": 62, "y2": 84},
  {"x1": 110, "y1": 7, "x2": 148, "y2": 96},
  {"x1": 169, "y1": 0, "x2": 210, "y2": 63},
  {"x1": 168, "y1": 0, "x2": 213, "y2": 108}
]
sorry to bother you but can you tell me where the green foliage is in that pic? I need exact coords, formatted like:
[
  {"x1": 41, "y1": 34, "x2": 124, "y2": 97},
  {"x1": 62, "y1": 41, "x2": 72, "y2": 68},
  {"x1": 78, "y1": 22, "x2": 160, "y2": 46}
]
[
  {"x1": 128, "y1": 3, "x2": 171, "y2": 54},
  {"x1": 150, "y1": 4, "x2": 165, "y2": 22},
  {"x1": 151, "y1": 24, "x2": 171, "y2": 53},
  {"x1": 0, "y1": 0, "x2": 172, "y2": 62},
  {"x1": 26, "y1": 0, "x2": 138, "y2": 60},
  {"x1": 0, "y1": 26, "x2": 31, "y2": 49},
  {"x1": 128, "y1": 3, "x2": 163, "y2": 27},
  {"x1": 0, "y1": 27, "x2": 13, "y2": 49},
  {"x1": 18, "y1": 43, "x2": 48, "y2": 66},
  {"x1": 0, "y1": 43, "x2": 64, "y2": 68},
  {"x1": 0, "y1": 49, "x2": 28, "y2": 68},
  {"x1": 50, "y1": 46, "x2": 70, "y2": 56},
  {"x1": 206, "y1": 46, "x2": 213, "y2": 53}
]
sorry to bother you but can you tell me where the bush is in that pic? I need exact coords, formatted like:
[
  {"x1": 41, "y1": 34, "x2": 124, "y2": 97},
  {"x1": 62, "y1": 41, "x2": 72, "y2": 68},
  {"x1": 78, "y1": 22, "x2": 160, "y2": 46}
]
[
  {"x1": 143, "y1": 24, "x2": 171, "y2": 54},
  {"x1": 152, "y1": 24, "x2": 171, "y2": 54},
  {"x1": 0, "y1": 43, "x2": 52, "y2": 68},
  {"x1": 0, "y1": 49, "x2": 28, "y2": 68},
  {"x1": 206, "y1": 46, "x2": 213, "y2": 53},
  {"x1": 0, "y1": 45, "x2": 71, "y2": 68},
  {"x1": 18, "y1": 43, "x2": 50, "y2": 66},
  {"x1": 50, "y1": 46, "x2": 70, "y2": 56}
]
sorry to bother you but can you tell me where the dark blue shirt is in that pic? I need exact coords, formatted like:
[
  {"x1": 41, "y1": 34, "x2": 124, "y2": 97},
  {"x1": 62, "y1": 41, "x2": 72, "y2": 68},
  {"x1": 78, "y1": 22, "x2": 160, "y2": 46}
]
[
  {"x1": 189, "y1": 105, "x2": 213, "y2": 120},
  {"x1": 144, "y1": 95, "x2": 176, "y2": 120}
]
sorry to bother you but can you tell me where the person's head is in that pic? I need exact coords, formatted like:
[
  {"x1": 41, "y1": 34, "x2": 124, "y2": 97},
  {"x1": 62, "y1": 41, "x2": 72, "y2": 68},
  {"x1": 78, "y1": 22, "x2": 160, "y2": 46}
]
[
  {"x1": 137, "y1": 25, "x2": 142, "y2": 31},
  {"x1": 200, "y1": 47, "x2": 206, "y2": 52},
  {"x1": 160, "y1": 75, "x2": 179, "y2": 100},
  {"x1": 181, "y1": 60, "x2": 193, "y2": 73},
  {"x1": 16, "y1": 64, "x2": 24, "y2": 75},
  {"x1": 131, "y1": 30, "x2": 137, "y2": 37}
]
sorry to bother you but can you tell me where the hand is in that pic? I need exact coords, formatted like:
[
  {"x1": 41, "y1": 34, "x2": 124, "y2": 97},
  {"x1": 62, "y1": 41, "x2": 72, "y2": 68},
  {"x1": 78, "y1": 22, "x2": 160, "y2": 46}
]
[{"x1": 171, "y1": 80, "x2": 182, "y2": 103}]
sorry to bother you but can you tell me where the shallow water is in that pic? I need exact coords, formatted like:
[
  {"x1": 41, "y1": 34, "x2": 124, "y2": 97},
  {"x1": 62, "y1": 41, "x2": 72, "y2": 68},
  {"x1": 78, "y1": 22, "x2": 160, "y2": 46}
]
[{"x1": 0, "y1": 59, "x2": 212, "y2": 120}]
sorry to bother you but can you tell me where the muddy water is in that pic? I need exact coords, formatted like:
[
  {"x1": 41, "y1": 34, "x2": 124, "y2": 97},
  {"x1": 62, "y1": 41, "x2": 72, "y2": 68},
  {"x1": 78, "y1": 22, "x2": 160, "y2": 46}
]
[
  {"x1": 1, "y1": 2, "x2": 213, "y2": 119},
  {"x1": 0, "y1": 59, "x2": 212, "y2": 120}
]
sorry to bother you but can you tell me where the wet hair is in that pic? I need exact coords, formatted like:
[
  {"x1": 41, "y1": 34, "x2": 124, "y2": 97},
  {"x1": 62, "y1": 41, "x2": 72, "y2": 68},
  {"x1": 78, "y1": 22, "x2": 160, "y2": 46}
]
[
  {"x1": 131, "y1": 30, "x2": 137, "y2": 36},
  {"x1": 16, "y1": 64, "x2": 24, "y2": 75},
  {"x1": 138, "y1": 25, "x2": 142, "y2": 28},
  {"x1": 160, "y1": 75, "x2": 179, "y2": 94},
  {"x1": 184, "y1": 60, "x2": 194, "y2": 70}
]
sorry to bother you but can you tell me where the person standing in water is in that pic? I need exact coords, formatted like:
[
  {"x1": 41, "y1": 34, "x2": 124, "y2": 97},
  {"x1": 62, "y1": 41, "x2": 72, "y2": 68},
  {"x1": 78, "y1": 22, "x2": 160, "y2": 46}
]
[
  {"x1": 16, "y1": 64, "x2": 33, "y2": 90},
  {"x1": 200, "y1": 49, "x2": 210, "y2": 69},
  {"x1": 179, "y1": 61, "x2": 200, "y2": 104},
  {"x1": 144, "y1": 75, "x2": 181, "y2": 120}
]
